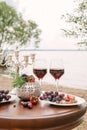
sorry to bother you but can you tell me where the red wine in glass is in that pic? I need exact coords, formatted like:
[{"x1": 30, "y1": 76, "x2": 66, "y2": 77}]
[
  {"x1": 33, "y1": 59, "x2": 47, "y2": 86},
  {"x1": 50, "y1": 69, "x2": 64, "y2": 80},
  {"x1": 33, "y1": 68, "x2": 47, "y2": 79},
  {"x1": 49, "y1": 59, "x2": 64, "y2": 91}
]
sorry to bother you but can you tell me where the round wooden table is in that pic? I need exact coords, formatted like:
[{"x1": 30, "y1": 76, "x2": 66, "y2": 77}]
[{"x1": 0, "y1": 96, "x2": 87, "y2": 130}]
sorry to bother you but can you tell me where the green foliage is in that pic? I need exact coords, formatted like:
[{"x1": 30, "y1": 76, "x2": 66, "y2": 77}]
[
  {"x1": 11, "y1": 72, "x2": 26, "y2": 88},
  {"x1": 0, "y1": 2, "x2": 19, "y2": 46},
  {"x1": 0, "y1": 1, "x2": 41, "y2": 50},
  {"x1": 13, "y1": 19, "x2": 41, "y2": 48},
  {"x1": 61, "y1": 0, "x2": 87, "y2": 47}
]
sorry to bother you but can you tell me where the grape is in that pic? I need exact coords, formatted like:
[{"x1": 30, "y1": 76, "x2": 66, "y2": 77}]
[
  {"x1": 0, "y1": 95, "x2": 3, "y2": 102},
  {"x1": 21, "y1": 101, "x2": 33, "y2": 109},
  {"x1": 5, "y1": 95, "x2": 11, "y2": 100},
  {"x1": 21, "y1": 74, "x2": 28, "y2": 82},
  {"x1": 47, "y1": 95, "x2": 52, "y2": 101},
  {"x1": 4, "y1": 90, "x2": 9, "y2": 94},
  {"x1": 55, "y1": 91, "x2": 59, "y2": 96},
  {"x1": 40, "y1": 91, "x2": 66, "y2": 103},
  {"x1": 27, "y1": 102, "x2": 33, "y2": 109},
  {"x1": 0, "y1": 90, "x2": 4, "y2": 93},
  {"x1": 2, "y1": 93, "x2": 6, "y2": 99},
  {"x1": 40, "y1": 96, "x2": 45, "y2": 100},
  {"x1": 59, "y1": 93, "x2": 65, "y2": 99},
  {"x1": 0, "y1": 89, "x2": 11, "y2": 102},
  {"x1": 23, "y1": 102, "x2": 28, "y2": 107},
  {"x1": 52, "y1": 97, "x2": 56, "y2": 102}
]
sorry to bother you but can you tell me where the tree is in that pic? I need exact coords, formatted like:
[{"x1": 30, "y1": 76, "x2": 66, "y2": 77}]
[
  {"x1": 61, "y1": 0, "x2": 87, "y2": 47},
  {"x1": 0, "y1": 2, "x2": 41, "y2": 51},
  {"x1": 13, "y1": 17, "x2": 41, "y2": 48}
]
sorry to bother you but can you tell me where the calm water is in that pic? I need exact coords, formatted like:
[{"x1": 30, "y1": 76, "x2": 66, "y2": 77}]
[
  {"x1": 19, "y1": 50, "x2": 87, "y2": 90},
  {"x1": 2, "y1": 50, "x2": 87, "y2": 90}
]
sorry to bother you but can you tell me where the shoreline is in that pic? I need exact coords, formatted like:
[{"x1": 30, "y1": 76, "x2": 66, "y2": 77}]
[
  {"x1": 43, "y1": 82, "x2": 87, "y2": 90},
  {"x1": 1, "y1": 74, "x2": 87, "y2": 90}
]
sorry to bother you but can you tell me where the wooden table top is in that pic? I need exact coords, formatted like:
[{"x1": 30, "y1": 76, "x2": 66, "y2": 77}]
[
  {"x1": 0, "y1": 75, "x2": 87, "y2": 130},
  {"x1": 0, "y1": 95, "x2": 87, "y2": 130}
]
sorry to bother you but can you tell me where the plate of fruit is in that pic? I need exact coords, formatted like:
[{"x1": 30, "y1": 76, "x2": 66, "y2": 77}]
[
  {"x1": 39, "y1": 91, "x2": 86, "y2": 106},
  {"x1": 0, "y1": 89, "x2": 16, "y2": 104}
]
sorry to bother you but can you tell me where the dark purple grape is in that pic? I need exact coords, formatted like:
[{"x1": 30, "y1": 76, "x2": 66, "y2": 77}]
[
  {"x1": 50, "y1": 91, "x2": 54, "y2": 94},
  {"x1": 0, "y1": 95, "x2": 3, "y2": 101},
  {"x1": 27, "y1": 102, "x2": 33, "y2": 109},
  {"x1": 52, "y1": 97, "x2": 57, "y2": 102},
  {"x1": 4, "y1": 90, "x2": 9, "y2": 94},
  {"x1": 47, "y1": 95, "x2": 52, "y2": 101},
  {"x1": 2, "y1": 93, "x2": 6, "y2": 99},
  {"x1": 59, "y1": 93, "x2": 65, "y2": 99},
  {"x1": 21, "y1": 74, "x2": 28, "y2": 81},
  {"x1": 51, "y1": 93, "x2": 56, "y2": 98},
  {"x1": 40, "y1": 96, "x2": 45, "y2": 100},
  {"x1": 55, "y1": 96, "x2": 59, "y2": 101},
  {"x1": 42, "y1": 93, "x2": 48, "y2": 99},
  {"x1": 0, "y1": 89, "x2": 11, "y2": 102},
  {"x1": 44, "y1": 91, "x2": 49, "y2": 95},
  {"x1": 21, "y1": 101, "x2": 28, "y2": 107},
  {"x1": 55, "y1": 91, "x2": 59, "y2": 96},
  {"x1": 0, "y1": 90, "x2": 4, "y2": 94},
  {"x1": 56, "y1": 97, "x2": 62, "y2": 102},
  {"x1": 48, "y1": 91, "x2": 53, "y2": 95},
  {"x1": 5, "y1": 95, "x2": 11, "y2": 100}
]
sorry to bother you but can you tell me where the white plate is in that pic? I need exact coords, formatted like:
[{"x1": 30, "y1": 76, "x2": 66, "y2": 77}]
[
  {"x1": 0, "y1": 94, "x2": 16, "y2": 104},
  {"x1": 40, "y1": 92, "x2": 86, "y2": 106},
  {"x1": 10, "y1": 88, "x2": 17, "y2": 95}
]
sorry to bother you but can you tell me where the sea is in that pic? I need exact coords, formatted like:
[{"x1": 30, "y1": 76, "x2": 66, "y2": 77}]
[
  {"x1": 18, "y1": 49, "x2": 87, "y2": 90},
  {"x1": 2, "y1": 49, "x2": 87, "y2": 90}
]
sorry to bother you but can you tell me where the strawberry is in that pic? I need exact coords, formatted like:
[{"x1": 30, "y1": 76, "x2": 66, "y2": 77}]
[
  {"x1": 28, "y1": 75, "x2": 35, "y2": 82},
  {"x1": 30, "y1": 96, "x2": 39, "y2": 105}
]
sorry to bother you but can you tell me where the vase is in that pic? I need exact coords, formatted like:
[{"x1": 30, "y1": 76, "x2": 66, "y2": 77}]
[{"x1": 16, "y1": 81, "x2": 41, "y2": 100}]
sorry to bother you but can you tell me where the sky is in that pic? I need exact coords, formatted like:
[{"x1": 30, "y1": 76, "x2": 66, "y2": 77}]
[{"x1": 0, "y1": 0, "x2": 81, "y2": 49}]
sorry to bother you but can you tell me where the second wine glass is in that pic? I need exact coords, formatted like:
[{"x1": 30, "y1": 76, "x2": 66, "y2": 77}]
[
  {"x1": 33, "y1": 59, "x2": 47, "y2": 86},
  {"x1": 49, "y1": 59, "x2": 64, "y2": 91}
]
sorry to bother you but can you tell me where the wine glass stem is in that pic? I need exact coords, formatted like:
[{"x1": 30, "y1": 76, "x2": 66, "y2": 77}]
[
  {"x1": 55, "y1": 79, "x2": 59, "y2": 92},
  {"x1": 39, "y1": 79, "x2": 42, "y2": 86},
  {"x1": 39, "y1": 79, "x2": 42, "y2": 92}
]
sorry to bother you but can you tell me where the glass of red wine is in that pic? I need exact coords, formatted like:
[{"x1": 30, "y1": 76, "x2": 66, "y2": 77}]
[
  {"x1": 33, "y1": 59, "x2": 47, "y2": 86},
  {"x1": 49, "y1": 59, "x2": 64, "y2": 91}
]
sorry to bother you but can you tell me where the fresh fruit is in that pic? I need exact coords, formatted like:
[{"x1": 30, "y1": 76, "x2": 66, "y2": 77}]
[
  {"x1": 40, "y1": 91, "x2": 77, "y2": 104},
  {"x1": 21, "y1": 74, "x2": 28, "y2": 82},
  {"x1": 20, "y1": 97, "x2": 38, "y2": 109},
  {"x1": 65, "y1": 94, "x2": 76, "y2": 102},
  {"x1": 27, "y1": 102, "x2": 33, "y2": 109},
  {"x1": 0, "y1": 89, "x2": 11, "y2": 102},
  {"x1": 11, "y1": 72, "x2": 36, "y2": 88},
  {"x1": 27, "y1": 75, "x2": 35, "y2": 82},
  {"x1": 21, "y1": 101, "x2": 28, "y2": 107},
  {"x1": 21, "y1": 74, "x2": 35, "y2": 82},
  {"x1": 20, "y1": 74, "x2": 35, "y2": 83},
  {"x1": 30, "y1": 96, "x2": 39, "y2": 105}
]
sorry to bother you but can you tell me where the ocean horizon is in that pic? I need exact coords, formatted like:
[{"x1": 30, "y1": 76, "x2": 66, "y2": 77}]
[
  {"x1": 2, "y1": 49, "x2": 87, "y2": 90},
  {"x1": 18, "y1": 49, "x2": 87, "y2": 90}
]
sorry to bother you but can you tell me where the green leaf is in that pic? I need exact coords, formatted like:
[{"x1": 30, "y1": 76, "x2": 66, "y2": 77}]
[{"x1": 11, "y1": 72, "x2": 26, "y2": 88}]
